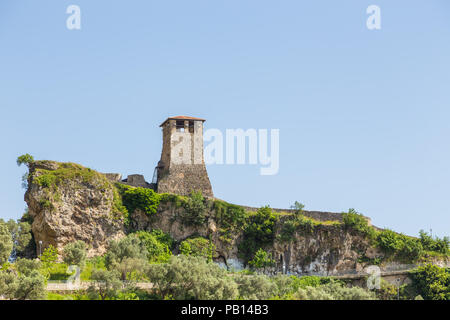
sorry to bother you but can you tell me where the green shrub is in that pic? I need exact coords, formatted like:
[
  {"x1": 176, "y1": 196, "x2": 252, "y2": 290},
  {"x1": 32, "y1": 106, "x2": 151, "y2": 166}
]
[
  {"x1": 290, "y1": 275, "x2": 335, "y2": 291},
  {"x1": 294, "y1": 281, "x2": 376, "y2": 300},
  {"x1": 233, "y1": 273, "x2": 277, "y2": 300},
  {"x1": 239, "y1": 206, "x2": 278, "y2": 263},
  {"x1": 47, "y1": 263, "x2": 73, "y2": 281},
  {"x1": 16, "y1": 154, "x2": 34, "y2": 167},
  {"x1": 0, "y1": 222, "x2": 13, "y2": 265},
  {"x1": 147, "y1": 255, "x2": 238, "y2": 300},
  {"x1": 377, "y1": 229, "x2": 423, "y2": 261},
  {"x1": 342, "y1": 208, "x2": 375, "y2": 239},
  {"x1": 15, "y1": 258, "x2": 41, "y2": 276},
  {"x1": 419, "y1": 230, "x2": 449, "y2": 255},
  {"x1": 248, "y1": 248, "x2": 275, "y2": 271},
  {"x1": 149, "y1": 229, "x2": 176, "y2": 250},
  {"x1": 80, "y1": 256, "x2": 106, "y2": 281},
  {"x1": 214, "y1": 200, "x2": 246, "y2": 228},
  {"x1": 62, "y1": 241, "x2": 87, "y2": 267},
  {"x1": 34, "y1": 163, "x2": 109, "y2": 190},
  {"x1": 41, "y1": 245, "x2": 58, "y2": 269},
  {"x1": 117, "y1": 184, "x2": 160, "y2": 217},
  {"x1": 179, "y1": 237, "x2": 216, "y2": 262},
  {"x1": 135, "y1": 231, "x2": 172, "y2": 263},
  {"x1": 279, "y1": 214, "x2": 317, "y2": 242},
  {"x1": 213, "y1": 200, "x2": 247, "y2": 243},
  {"x1": 410, "y1": 263, "x2": 449, "y2": 300},
  {"x1": 87, "y1": 269, "x2": 123, "y2": 300},
  {"x1": 180, "y1": 191, "x2": 207, "y2": 226}
]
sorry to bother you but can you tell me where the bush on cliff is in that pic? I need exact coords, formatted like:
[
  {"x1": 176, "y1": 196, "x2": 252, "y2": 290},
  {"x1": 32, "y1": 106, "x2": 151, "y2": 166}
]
[
  {"x1": 213, "y1": 200, "x2": 247, "y2": 243},
  {"x1": 342, "y1": 208, "x2": 375, "y2": 239},
  {"x1": 410, "y1": 263, "x2": 450, "y2": 300},
  {"x1": 376, "y1": 229, "x2": 423, "y2": 261},
  {"x1": 419, "y1": 230, "x2": 449, "y2": 255},
  {"x1": 179, "y1": 237, "x2": 216, "y2": 262},
  {"x1": 248, "y1": 248, "x2": 275, "y2": 272},
  {"x1": 239, "y1": 206, "x2": 278, "y2": 263},
  {"x1": 180, "y1": 191, "x2": 207, "y2": 226},
  {"x1": 135, "y1": 231, "x2": 172, "y2": 263},
  {"x1": 117, "y1": 184, "x2": 160, "y2": 217}
]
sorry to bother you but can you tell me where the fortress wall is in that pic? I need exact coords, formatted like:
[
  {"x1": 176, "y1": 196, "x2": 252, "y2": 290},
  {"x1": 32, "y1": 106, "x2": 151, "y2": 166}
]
[{"x1": 240, "y1": 205, "x2": 345, "y2": 222}]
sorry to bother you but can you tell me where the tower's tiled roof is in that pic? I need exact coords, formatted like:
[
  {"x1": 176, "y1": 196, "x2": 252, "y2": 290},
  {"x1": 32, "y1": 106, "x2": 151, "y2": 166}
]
[{"x1": 160, "y1": 116, "x2": 206, "y2": 127}]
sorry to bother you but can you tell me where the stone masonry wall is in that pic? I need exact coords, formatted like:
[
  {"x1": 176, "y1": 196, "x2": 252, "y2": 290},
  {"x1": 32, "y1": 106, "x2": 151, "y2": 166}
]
[{"x1": 157, "y1": 119, "x2": 214, "y2": 197}]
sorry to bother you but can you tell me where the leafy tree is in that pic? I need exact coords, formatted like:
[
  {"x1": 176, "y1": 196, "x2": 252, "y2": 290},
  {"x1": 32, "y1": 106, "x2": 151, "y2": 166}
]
[
  {"x1": 179, "y1": 237, "x2": 216, "y2": 262},
  {"x1": 15, "y1": 258, "x2": 41, "y2": 276},
  {"x1": 40, "y1": 245, "x2": 58, "y2": 268},
  {"x1": 104, "y1": 234, "x2": 149, "y2": 280},
  {"x1": 113, "y1": 257, "x2": 148, "y2": 281},
  {"x1": 147, "y1": 255, "x2": 238, "y2": 300},
  {"x1": 0, "y1": 268, "x2": 46, "y2": 300},
  {"x1": 135, "y1": 231, "x2": 172, "y2": 263},
  {"x1": 377, "y1": 230, "x2": 423, "y2": 261},
  {"x1": 16, "y1": 154, "x2": 34, "y2": 167},
  {"x1": 0, "y1": 270, "x2": 18, "y2": 299},
  {"x1": 62, "y1": 241, "x2": 87, "y2": 267},
  {"x1": 0, "y1": 221, "x2": 13, "y2": 265},
  {"x1": 289, "y1": 275, "x2": 334, "y2": 291},
  {"x1": 87, "y1": 269, "x2": 123, "y2": 300},
  {"x1": 119, "y1": 185, "x2": 160, "y2": 217},
  {"x1": 248, "y1": 248, "x2": 275, "y2": 272},
  {"x1": 290, "y1": 201, "x2": 305, "y2": 217},
  {"x1": 233, "y1": 274, "x2": 277, "y2": 299},
  {"x1": 17, "y1": 154, "x2": 34, "y2": 189},
  {"x1": 2, "y1": 219, "x2": 32, "y2": 258},
  {"x1": 149, "y1": 229, "x2": 176, "y2": 250},
  {"x1": 410, "y1": 263, "x2": 449, "y2": 300},
  {"x1": 294, "y1": 281, "x2": 376, "y2": 300},
  {"x1": 375, "y1": 279, "x2": 398, "y2": 300},
  {"x1": 14, "y1": 270, "x2": 46, "y2": 300},
  {"x1": 419, "y1": 230, "x2": 449, "y2": 255},
  {"x1": 181, "y1": 191, "x2": 207, "y2": 226}
]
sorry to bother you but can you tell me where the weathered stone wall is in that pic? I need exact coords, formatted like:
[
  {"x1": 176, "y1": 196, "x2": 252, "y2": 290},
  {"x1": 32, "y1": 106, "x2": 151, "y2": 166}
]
[
  {"x1": 157, "y1": 119, "x2": 213, "y2": 197},
  {"x1": 157, "y1": 164, "x2": 213, "y2": 198},
  {"x1": 128, "y1": 200, "x2": 381, "y2": 276},
  {"x1": 240, "y1": 205, "x2": 372, "y2": 224}
]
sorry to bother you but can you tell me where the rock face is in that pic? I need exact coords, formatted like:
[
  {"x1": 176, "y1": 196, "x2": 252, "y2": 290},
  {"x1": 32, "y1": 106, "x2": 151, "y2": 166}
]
[
  {"x1": 25, "y1": 161, "x2": 126, "y2": 257},
  {"x1": 27, "y1": 160, "x2": 443, "y2": 277},
  {"x1": 126, "y1": 200, "x2": 382, "y2": 276},
  {"x1": 23, "y1": 160, "x2": 381, "y2": 273}
]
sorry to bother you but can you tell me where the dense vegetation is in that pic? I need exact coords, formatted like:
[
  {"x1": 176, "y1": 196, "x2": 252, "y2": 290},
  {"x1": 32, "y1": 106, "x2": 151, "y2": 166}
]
[
  {"x1": 1, "y1": 215, "x2": 449, "y2": 300},
  {"x1": 2, "y1": 155, "x2": 448, "y2": 300}
]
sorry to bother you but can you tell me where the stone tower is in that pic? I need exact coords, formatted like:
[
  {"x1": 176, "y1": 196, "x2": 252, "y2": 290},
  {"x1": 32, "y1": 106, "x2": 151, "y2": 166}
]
[{"x1": 156, "y1": 116, "x2": 214, "y2": 198}]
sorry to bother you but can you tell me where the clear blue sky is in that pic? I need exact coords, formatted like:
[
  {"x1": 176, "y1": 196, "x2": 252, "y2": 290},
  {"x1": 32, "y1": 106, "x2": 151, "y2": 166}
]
[{"x1": 1, "y1": 1, "x2": 449, "y2": 237}]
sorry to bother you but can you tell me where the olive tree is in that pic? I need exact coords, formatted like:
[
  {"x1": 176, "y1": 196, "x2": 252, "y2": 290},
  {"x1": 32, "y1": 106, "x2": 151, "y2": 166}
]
[
  {"x1": 0, "y1": 221, "x2": 13, "y2": 265},
  {"x1": 147, "y1": 255, "x2": 238, "y2": 300},
  {"x1": 62, "y1": 241, "x2": 87, "y2": 267}
]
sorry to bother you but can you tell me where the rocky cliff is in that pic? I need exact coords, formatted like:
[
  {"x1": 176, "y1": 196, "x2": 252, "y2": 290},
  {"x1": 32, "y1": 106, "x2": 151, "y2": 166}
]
[
  {"x1": 24, "y1": 160, "x2": 447, "y2": 275},
  {"x1": 25, "y1": 161, "x2": 126, "y2": 257}
]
